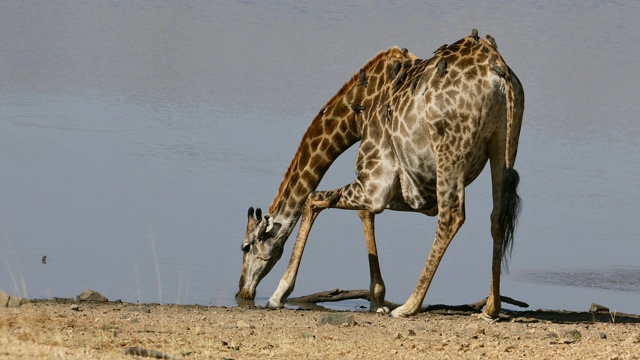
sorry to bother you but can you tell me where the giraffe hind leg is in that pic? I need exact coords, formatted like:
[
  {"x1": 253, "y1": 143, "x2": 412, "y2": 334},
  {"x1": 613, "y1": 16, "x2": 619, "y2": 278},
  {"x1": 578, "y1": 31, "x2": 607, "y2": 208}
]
[
  {"x1": 484, "y1": 162, "x2": 522, "y2": 318},
  {"x1": 391, "y1": 170, "x2": 467, "y2": 317}
]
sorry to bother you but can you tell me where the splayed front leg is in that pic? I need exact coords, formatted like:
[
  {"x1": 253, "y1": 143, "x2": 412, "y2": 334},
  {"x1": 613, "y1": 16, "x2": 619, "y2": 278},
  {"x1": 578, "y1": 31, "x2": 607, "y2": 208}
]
[{"x1": 266, "y1": 190, "x2": 341, "y2": 309}]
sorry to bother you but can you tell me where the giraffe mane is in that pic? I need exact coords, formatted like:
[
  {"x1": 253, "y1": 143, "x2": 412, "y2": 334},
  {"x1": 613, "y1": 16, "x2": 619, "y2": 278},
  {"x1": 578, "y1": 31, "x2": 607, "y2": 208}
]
[{"x1": 268, "y1": 46, "x2": 415, "y2": 214}]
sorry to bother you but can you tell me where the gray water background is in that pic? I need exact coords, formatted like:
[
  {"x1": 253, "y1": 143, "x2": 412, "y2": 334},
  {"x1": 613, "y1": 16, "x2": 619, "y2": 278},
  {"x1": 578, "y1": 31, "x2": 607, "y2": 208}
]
[{"x1": 1, "y1": 1, "x2": 639, "y2": 313}]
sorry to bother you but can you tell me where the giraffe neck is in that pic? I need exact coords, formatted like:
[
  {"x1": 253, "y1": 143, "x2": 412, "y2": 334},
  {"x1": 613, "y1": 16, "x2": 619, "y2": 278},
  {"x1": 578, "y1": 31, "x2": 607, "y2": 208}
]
[{"x1": 267, "y1": 46, "x2": 417, "y2": 235}]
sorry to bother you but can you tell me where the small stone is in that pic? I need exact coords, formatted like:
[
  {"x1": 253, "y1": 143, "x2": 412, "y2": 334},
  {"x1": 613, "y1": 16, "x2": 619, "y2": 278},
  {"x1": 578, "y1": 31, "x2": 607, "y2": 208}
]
[
  {"x1": 599, "y1": 332, "x2": 607, "y2": 339},
  {"x1": 589, "y1": 303, "x2": 610, "y2": 313},
  {"x1": 555, "y1": 328, "x2": 581, "y2": 340},
  {"x1": 76, "y1": 290, "x2": 108, "y2": 303},
  {"x1": 624, "y1": 333, "x2": 640, "y2": 344},
  {"x1": 237, "y1": 320, "x2": 253, "y2": 329},
  {"x1": 124, "y1": 306, "x2": 151, "y2": 313},
  {"x1": 0, "y1": 291, "x2": 26, "y2": 308},
  {"x1": 318, "y1": 314, "x2": 356, "y2": 326},
  {"x1": 565, "y1": 329, "x2": 581, "y2": 340},
  {"x1": 408, "y1": 329, "x2": 416, "y2": 336},
  {"x1": 0, "y1": 291, "x2": 10, "y2": 307},
  {"x1": 7, "y1": 295, "x2": 26, "y2": 308},
  {"x1": 70, "y1": 304, "x2": 81, "y2": 311}
]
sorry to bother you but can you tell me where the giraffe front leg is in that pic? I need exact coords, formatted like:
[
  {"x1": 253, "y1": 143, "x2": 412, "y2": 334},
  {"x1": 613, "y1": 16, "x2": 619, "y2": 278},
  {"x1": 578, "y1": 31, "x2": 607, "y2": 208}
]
[
  {"x1": 357, "y1": 209, "x2": 388, "y2": 313},
  {"x1": 266, "y1": 190, "x2": 340, "y2": 309}
]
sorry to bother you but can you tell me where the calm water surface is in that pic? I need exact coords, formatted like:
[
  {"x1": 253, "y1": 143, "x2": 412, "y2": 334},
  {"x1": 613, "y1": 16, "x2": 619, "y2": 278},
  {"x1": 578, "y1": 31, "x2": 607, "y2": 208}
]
[{"x1": 1, "y1": 1, "x2": 639, "y2": 313}]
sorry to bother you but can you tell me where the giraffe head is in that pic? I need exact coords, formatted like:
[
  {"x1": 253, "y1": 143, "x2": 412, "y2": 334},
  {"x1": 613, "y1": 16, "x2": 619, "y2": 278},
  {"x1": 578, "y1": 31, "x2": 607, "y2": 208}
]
[{"x1": 236, "y1": 207, "x2": 284, "y2": 299}]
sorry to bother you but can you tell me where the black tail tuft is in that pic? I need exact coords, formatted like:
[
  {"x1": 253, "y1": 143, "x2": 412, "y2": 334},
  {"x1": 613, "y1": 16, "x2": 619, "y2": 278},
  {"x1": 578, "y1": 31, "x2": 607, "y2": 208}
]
[{"x1": 500, "y1": 167, "x2": 522, "y2": 271}]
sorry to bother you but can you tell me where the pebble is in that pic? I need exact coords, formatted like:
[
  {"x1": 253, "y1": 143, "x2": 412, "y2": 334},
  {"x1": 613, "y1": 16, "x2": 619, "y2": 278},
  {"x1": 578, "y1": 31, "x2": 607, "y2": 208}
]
[
  {"x1": 123, "y1": 306, "x2": 151, "y2": 313},
  {"x1": 237, "y1": 320, "x2": 254, "y2": 329},
  {"x1": 565, "y1": 329, "x2": 582, "y2": 340},
  {"x1": 124, "y1": 346, "x2": 177, "y2": 360},
  {"x1": 0, "y1": 291, "x2": 8, "y2": 307},
  {"x1": 76, "y1": 289, "x2": 108, "y2": 303},
  {"x1": 624, "y1": 333, "x2": 640, "y2": 344},
  {"x1": 318, "y1": 314, "x2": 356, "y2": 326},
  {"x1": 589, "y1": 303, "x2": 610, "y2": 313},
  {"x1": 552, "y1": 327, "x2": 581, "y2": 340},
  {"x1": 8, "y1": 295, "x2": 26, "y2": 308},
  {"x1": 0, "y1": 291, "x2": 26, "y2": 308}
]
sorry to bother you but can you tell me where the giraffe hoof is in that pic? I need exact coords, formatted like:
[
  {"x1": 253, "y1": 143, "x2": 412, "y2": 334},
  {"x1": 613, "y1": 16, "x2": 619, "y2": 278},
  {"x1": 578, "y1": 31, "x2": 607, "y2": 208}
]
[
  {"x1": 265, "y1": 298, "x2": 284, "y2": 310},
  {"x1": 478, "y1": 312, "x2": 510, "y2": 323},
  {"x1": 478, "y1": 312, "x2": 498, "y2": 322},
  {"x1": 390, "y1": 306, "x2": 412, "y2": 318},
  {"x1": 374, "y1": 306, "x2": 390, "y2": 315}
]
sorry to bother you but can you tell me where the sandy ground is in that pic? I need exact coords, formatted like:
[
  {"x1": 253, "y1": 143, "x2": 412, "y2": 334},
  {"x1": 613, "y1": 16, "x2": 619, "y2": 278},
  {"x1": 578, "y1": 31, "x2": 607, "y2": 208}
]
[{"x1": 1, "y1": 298, "x2": 639, "y2": 359}]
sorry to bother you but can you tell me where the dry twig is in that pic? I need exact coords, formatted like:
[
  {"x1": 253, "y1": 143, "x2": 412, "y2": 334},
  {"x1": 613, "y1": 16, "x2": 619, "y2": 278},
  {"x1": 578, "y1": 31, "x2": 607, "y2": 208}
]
[{"x1": 287, "y1": 288, "x2": 529, "y2": 312}]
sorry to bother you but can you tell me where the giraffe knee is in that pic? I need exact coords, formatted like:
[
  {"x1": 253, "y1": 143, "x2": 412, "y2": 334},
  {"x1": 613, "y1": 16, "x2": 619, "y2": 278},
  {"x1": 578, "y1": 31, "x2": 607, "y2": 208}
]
[
  {"x1": 443, "y1": 207, "x2": 466, "y2": 228},
  {"x1": 490, "y1": 211, "x2": 501, "y2": 240},
  {"x1": 306, "y1": 190, "x2": 341, "y2": 210}
]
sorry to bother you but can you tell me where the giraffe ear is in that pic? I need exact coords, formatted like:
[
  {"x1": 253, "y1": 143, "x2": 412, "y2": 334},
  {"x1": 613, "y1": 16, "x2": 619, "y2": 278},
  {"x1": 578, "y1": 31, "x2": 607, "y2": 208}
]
[
  {"x1": 256, "y1": 214, "x2": 275, "y2": 240},
  {"x1": 264, "y1": 214, "x2": 274, "y2": 233}
]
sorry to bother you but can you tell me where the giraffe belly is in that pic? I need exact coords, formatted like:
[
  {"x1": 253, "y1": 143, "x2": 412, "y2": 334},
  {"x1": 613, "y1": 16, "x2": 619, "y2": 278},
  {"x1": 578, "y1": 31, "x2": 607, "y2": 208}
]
[
  {"x1": 384, "y1": 122, "x2": 439, "y2": 211},
  {"x1": 396, "y1": 159, "x2": 438, "y2": 211}
]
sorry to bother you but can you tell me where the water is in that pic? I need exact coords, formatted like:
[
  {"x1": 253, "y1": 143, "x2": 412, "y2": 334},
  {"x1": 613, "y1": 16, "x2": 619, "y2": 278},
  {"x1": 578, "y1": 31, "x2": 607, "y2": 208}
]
[{"x1": 1, "y1": 1, "x2": 639, "y2": 314}]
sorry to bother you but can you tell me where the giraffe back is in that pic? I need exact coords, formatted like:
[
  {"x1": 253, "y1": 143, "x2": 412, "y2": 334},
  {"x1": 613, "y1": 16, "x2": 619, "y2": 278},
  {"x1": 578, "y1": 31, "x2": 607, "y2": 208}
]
[{"x1": 268, "y1": 47, "x2": 417, "y2": 216}]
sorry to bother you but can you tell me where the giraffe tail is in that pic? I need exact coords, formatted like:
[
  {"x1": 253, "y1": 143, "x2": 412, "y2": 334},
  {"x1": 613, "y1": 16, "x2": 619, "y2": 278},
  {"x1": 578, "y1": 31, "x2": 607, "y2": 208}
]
[
  {"x1": 499, "y1": 68, "x2": 522, "y2": 271},
  {"x1": 499, "y1": 167, "x2": 521, "y2": 271}
]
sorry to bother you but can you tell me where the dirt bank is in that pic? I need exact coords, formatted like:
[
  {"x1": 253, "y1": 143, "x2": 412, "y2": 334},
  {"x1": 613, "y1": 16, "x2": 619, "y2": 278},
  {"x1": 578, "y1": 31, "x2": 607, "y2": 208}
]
[{"x1": 1, "y1": 299, "x2": 639, "y2": 359}]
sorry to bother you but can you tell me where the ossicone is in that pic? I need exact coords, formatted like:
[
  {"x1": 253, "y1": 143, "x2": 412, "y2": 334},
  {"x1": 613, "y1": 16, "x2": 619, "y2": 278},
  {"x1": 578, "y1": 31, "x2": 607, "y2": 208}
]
[{"x1": 247, "y1": 207, "x2": 263, "y2": 220}]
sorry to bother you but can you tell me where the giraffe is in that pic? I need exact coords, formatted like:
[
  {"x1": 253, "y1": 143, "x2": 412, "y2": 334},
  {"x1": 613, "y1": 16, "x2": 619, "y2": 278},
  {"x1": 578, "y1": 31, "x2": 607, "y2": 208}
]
[
  {"x1": 237, "y1": 46, "x2": 418, "y2": 312},
  {"x1": 237, "y1": 31, "x2": 524, "y2": 319}
]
